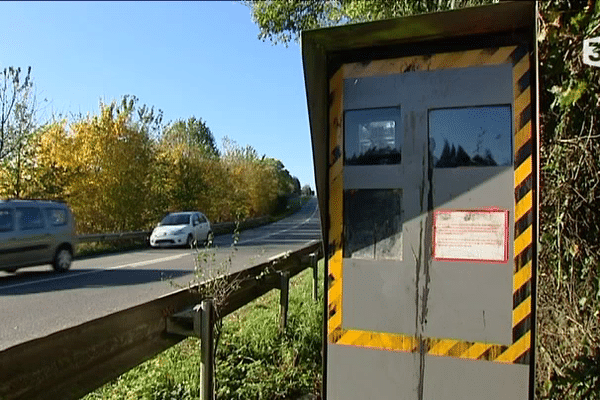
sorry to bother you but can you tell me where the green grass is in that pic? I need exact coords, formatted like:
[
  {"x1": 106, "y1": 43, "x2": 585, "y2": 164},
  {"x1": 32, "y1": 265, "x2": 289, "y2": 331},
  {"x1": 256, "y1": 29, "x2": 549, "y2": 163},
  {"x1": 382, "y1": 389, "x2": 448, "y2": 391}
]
[{"x1": 83, "y1": 261, "x2": 324, "y2": 400}]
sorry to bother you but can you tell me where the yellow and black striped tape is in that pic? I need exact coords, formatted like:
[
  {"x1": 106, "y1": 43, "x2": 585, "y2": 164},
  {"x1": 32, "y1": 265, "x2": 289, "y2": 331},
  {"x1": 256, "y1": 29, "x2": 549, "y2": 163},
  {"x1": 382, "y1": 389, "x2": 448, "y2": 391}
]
[
  {"x1": 327, "y1": 45, "x2": 534, "y2": 364},
  {"x1": 511, "y1": 44, "x2": 534, "y2": 365},
  {"x1": 328, "y1": 67, "x2": 344, "y2": 340}
]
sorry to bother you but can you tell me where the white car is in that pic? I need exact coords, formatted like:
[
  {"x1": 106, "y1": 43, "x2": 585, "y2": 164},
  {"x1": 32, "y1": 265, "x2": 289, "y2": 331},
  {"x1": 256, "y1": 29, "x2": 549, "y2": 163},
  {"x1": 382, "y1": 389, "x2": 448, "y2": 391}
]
[{"x1": 149, "y1": 211, "x2": 212, "y2": 248}]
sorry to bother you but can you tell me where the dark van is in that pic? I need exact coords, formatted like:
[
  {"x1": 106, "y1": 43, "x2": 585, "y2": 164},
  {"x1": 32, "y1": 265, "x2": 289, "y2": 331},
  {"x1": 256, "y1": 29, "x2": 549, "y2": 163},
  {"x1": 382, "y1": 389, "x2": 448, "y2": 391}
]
[{"x1": 0, "y1": 199, "x2": 75, "y2": 273}]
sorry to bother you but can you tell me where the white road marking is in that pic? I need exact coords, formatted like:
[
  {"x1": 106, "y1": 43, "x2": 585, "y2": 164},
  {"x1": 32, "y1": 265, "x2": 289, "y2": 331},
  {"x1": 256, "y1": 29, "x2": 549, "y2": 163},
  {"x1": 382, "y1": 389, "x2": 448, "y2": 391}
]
[
  {"x1": 278, "y1": 230, "x2": 322, "y2": 235},
  {"x1": 0, "y1": 253, "x2": 189, "y2": 291},
  {"x1": 253, "y1": 239, "x2": 320, "y2": 244},
  {"x1": 235, "y1": 203, "x2": 319, "y2": 245}
]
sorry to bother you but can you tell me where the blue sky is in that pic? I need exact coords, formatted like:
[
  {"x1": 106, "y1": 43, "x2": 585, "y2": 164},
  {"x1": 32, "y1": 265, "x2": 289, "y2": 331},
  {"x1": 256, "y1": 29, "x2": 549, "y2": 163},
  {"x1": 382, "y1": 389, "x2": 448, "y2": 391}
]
[{"x1": 1, "y1": 1, "x2": 315, "y2": 189}]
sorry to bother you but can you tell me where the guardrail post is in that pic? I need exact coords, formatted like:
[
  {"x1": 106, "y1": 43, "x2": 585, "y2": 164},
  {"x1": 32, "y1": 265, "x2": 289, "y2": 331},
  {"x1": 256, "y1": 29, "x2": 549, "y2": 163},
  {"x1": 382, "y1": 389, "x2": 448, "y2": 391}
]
[
  {"x1": 279, "y1": 270, "x2": 290, "y2": 332},
  {"x1": 310, "y1": 253, "x2": 318, "y2": 302},
  {"x1": 200, "y1": 298, "x2": 215, "y2": 400},
  {"x1": 193, "y1": 304, "x2": 203, "y2": 337}
]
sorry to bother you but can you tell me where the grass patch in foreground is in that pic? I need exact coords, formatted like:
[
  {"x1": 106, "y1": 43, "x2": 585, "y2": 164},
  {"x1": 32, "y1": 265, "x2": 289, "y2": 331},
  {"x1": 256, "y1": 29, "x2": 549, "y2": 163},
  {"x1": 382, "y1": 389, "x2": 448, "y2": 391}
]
[{"x1": 84, "y1": 261, "x2": 323, "y2": 400}]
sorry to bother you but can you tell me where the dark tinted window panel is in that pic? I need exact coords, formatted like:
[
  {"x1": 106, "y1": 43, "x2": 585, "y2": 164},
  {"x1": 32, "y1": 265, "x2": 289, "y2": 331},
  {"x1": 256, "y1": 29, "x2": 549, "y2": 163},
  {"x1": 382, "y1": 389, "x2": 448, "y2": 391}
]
[
  {"x1": 0, "y1": 209, "x2": 14, "y2": 232},
  {"x1": 17, "y1": 207, "x2": 44, "y2": 230},
  {"x1": 429, "y1": 105, "x2": 512, "y2": 168},
  {"x1": 345, "y1": 107, "x2": 402, "y2": 165},
  {"x1": 344, "y1": 189, "x2": 403, "y2": 260}
]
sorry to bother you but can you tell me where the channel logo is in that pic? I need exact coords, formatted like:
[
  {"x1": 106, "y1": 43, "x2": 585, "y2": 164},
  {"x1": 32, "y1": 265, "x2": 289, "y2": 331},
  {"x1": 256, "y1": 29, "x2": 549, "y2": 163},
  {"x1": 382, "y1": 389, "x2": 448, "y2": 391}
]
[{"x1": 583, "y1": 37, "x2": 600, "y2": 67}]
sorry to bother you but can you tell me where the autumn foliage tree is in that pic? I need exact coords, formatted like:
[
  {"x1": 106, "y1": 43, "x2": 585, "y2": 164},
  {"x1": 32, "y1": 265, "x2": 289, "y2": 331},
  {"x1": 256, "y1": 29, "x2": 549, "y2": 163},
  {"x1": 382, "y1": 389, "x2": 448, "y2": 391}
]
[
  {"x1": 0, "y1": 94, "x2": 299, "y2": 233},
  {"x1": 153, "y1": 117, "x2": 219, "y2": 216},
  {"x1": 220, "y1": 137, "x2": 280, "y2": 220},
  {"x1": 29, "y1": 98, "x2": 157, "y2": 233}
]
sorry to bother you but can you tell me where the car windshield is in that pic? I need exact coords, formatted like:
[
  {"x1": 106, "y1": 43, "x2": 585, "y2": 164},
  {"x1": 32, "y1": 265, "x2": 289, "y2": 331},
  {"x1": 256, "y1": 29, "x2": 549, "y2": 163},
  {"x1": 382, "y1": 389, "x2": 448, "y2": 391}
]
[{"x1": 160, "y1": 214, "x2": 190, "y2": 226}]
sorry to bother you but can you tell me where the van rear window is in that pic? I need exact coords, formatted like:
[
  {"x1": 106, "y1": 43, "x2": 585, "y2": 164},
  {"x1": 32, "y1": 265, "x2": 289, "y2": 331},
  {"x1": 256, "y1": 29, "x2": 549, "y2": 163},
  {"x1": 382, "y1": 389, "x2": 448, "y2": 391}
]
[
  {"x1": 46, "y1": 208, "x2": 68, "y2": 226},
  {"x1": 0, "y1": 209, "x2": 13, "y2": 232}
]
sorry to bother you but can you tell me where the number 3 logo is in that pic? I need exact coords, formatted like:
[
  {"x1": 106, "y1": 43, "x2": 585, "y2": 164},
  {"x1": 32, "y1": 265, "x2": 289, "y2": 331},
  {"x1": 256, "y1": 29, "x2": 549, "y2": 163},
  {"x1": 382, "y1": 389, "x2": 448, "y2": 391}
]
[{"x1": 583, "y1": 37, "x2": 600, "y2": 67}]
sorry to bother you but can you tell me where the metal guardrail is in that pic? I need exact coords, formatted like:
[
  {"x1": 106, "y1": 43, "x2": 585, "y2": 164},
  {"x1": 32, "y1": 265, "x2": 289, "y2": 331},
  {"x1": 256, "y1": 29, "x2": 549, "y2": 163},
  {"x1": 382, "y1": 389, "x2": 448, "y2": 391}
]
[
  {"x1": 77, "y1": 230, "x2": 151, "y2": 243},
  {"x1": 75, "y1": 217, "x2": 272, "y2": 244},
  {"x1": 0, "y1": 240, "x2": 323, "y2": 400}
]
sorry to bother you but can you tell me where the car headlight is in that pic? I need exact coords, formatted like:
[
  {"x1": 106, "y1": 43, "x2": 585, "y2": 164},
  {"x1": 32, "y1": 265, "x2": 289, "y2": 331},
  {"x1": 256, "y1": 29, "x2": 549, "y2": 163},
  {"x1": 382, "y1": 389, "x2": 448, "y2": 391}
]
[{"x1": 174, "y1": 228, "x2": 186, "y2": 235}]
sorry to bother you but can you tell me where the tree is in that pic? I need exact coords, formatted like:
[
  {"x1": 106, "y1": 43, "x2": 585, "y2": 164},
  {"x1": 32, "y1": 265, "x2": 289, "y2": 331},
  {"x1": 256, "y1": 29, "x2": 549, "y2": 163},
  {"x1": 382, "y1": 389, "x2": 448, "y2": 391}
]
[
  {"x1": 8, "y1": 88, "x2": 37, "y2": 198},
  {"x1": 244, "y1": 0, "x2": 496, "y2": 45},
  {"x1": 117, "y1": 94, "x2": 163, "y2": 140},
  {"x1": 0, "y1": 66, "x2": 41, "y2": 198},
  {"x1": 301, "y1": 184, "x2": 314, "y2": 196},
  {"x1": 162, "y1": 116, "x2": 219, "y2": 157},
  {"x1": 17, "y1": 120, "x2": 72, "y2": 200},
  {"x1": 292, "y1": 176, "x2": 301, "y2": 195},
  {"x1": 220, "y1": 138, "x2": 281, "y2": 219},
  {"x1": 153, "y1": 139, "x2": 214, "y2": 216},
  {"x1": 154, "y1": 117, "x2": 219, "y2": 217},
  {"x1": 29, "y1": 96, "x2": 160, "y2": 233},
  {"x1": 0, "y1": 66, "x2": 34, "y2": 162},
  {"x1": 0, "y1": 128, "x2": 42, "y2": 199},
  {"x1": 263, "y1": 158, "x2": 295, "y2": 196}
]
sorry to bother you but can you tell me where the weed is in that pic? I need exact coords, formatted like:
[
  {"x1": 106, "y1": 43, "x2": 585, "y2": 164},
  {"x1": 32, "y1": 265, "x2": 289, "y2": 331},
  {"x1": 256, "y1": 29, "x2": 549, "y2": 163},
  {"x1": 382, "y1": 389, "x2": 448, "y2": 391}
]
[{"x1": 83, "y1": 261, "x2": 323, "y2": 400}]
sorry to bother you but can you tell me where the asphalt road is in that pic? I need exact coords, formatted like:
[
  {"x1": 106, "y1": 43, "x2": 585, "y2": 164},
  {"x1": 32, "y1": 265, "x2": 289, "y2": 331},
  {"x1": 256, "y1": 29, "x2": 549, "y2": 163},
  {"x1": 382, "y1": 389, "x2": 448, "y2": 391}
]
[{"x1": 0, "y1": 197, "x2": 321, "y2": 351}]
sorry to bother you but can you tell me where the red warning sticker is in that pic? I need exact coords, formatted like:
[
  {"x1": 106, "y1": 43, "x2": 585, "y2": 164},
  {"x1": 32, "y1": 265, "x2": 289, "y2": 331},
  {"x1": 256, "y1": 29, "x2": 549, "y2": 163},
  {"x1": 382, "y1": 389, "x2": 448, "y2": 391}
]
[{"x1": 433, "y1": 209, "x2": 509, "y2": 263}]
